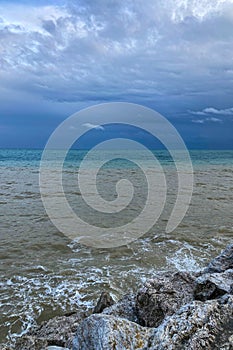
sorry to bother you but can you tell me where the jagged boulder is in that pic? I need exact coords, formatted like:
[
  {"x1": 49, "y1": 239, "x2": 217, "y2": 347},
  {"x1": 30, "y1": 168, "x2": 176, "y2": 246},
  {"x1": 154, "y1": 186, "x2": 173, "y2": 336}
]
[
  {"x1": 73, "y1": 295, "x2": 233, "y2": 350},
  {"x1": 47, "y1": 347, "x2": 69, "y2": 350},
  {"x1": 29, "y1": 312, "x2": 85, "y2": 349},
  {"x1": 9, "y1": 312, "x2": 86, "y2": 350},
  {"x1": 73, "y1": 314, "x2": 152, "y2": 350},
  {"x1": 74, "y1": 245, "x2": 233, "y2": 349},
  {"x1": 206, "y1": 244, "x2": 233, "y2": 273},
  {"x1": 4, "y1": 244, "x2": 233, "y2": 350},
  {"x1": 5, "y1": 336, "x2": 48, "y2": 350},
  {"x1": 102, "y1": 293, "x2": 138, "y2": 323},
  {"x1": 93, "y1": 291, "x2": 115, "y2": 314},
  {"x1": 194, "y1": 269, "x2": 233, "y2": 301},
  {"x1": 136, "y1": 271, "x2": 195, "y2": 327},
  {"x1": 148, "y1": 295, "x2": 233, "y2": 349}
]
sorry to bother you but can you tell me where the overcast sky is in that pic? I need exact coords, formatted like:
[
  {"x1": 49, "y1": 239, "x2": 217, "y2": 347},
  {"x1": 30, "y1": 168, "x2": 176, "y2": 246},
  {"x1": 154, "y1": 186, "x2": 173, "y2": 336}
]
[{"x1": 0, "y1": 0, "x2": 233, "y2": 148}]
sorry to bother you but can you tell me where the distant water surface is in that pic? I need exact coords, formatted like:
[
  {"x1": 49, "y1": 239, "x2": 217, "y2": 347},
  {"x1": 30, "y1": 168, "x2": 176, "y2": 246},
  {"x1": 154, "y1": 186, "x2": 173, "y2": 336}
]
[{"x1": 0, "y1": 149, "x2": 232, "y2": 345}]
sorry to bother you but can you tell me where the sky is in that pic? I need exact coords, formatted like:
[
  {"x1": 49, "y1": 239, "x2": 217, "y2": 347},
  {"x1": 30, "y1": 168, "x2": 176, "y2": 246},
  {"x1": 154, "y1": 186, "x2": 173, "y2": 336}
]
[{"x1": 0, "y1": 0, "x2": 233, "y2": 149}]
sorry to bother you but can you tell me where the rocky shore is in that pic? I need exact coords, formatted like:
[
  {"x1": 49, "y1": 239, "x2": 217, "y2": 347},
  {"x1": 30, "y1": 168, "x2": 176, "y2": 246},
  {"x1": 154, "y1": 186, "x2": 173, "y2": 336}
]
[{"x1": 3, "y1": 244, "x2": 233, "y2": 350}]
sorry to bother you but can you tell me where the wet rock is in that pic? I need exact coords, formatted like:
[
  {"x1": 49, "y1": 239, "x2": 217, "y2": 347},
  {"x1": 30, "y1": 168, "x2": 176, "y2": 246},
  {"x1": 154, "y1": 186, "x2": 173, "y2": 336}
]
[
  {"x1": 194, "y1": 269, "x2": 233, "y2": 301},
  {"x1": 28, "y1": 312, "x2": 85, "y2": 349},
  {"x1": 102, "y1": 293, "x2": 138, "y2": 323},
  {"x1": 136, "y1": 271, "x2": 195, "y2": 327},
  {"x1": 213, "y1": 314, "x2": 233, "y2": 350},
  {"x1": 47, "y1": 346, "x2": 70, "y2": 350},
  {"x1": 149, "y1": 295, "x2": 233, "y2": 350},
  {"x1": 10, "y1": 311, "x2": 87, "y2": 350},
  {"x1": 4, "y1": 244, "x2": 233, "y2": 350},
  {"x1": 11, "y1": 336, "x2": 48, "y2": 350},
  {"x1": 93, "y1": 291, "x2": 115, "y2": 314},
  {"x1": 206, "y1": 244, "x2": 233, "y2": 273},
  {"x1": 74, "y1": 295, "x2": 233, "y2": 350},
  {"x1": 73, "y1": 314, "x2": 152, "y2": 350}
]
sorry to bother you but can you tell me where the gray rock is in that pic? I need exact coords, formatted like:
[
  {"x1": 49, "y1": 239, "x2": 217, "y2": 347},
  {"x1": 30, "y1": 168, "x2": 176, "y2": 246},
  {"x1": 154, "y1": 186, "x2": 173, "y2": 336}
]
[
  {"x1": 11, "y1": 312, "x2": 87, "y2": 350},
  {"x1": 102, "y1": 293, "x2": 138, "y2": 323},
  {"x1": 136, "y1": 271, "x2": 195, "y2": 327},
  {"x1": 47, "y1": 347, "x2": 69, "y2": 350},
  {"x1": 4, "y1": 244, "x2": 233, "y2": 350},
  {"x1": 29, "y1": 312, "x2": 85, "y2": 349},
  {"x1": 73, "y1": 314, "x2": 152, "y2": 350},
  {"x1": 10, "y1": 336, "x2": 48, "y2": 350},
  {"x1": 206, "y1": 244, "x2": 233, "y2": 273},
  {"x1": 74, "y1": 296, "x2": 233, "y2": 350},
  {"x1": 93, "y1": 291, "x2": 115, "y2": 314},
  {"x1": 194, "y1": 269, "x2": 233, "y2": 301},
  {"x1": 213, "y1": 312, "x2": 233, "y2": 350},
  {"x1": 149, "y1": 295, "x2": 233, "y2": 350}
]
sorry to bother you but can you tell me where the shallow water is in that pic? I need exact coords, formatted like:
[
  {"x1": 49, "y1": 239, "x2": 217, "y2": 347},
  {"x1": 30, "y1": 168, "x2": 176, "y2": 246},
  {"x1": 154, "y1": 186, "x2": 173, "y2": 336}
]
[{"x1": 0, "y1": 149, "x2": 233, "y2": 345}]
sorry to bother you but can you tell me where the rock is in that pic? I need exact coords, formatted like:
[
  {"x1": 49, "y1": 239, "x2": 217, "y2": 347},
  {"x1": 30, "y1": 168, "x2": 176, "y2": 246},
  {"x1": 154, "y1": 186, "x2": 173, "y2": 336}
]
[
  {"x1": 73, "y1": 314, "x2": 152, "y2": 350},
  {"x1": 4, "y1": 244, "x2": 233, "y2": 350},
  {"x1": 206, "y1": 244, "x2": 233, "y2": 273},
  {"x1": 47, "y1": 347, "x2": 70, "y2": 350},
  {"x1": 229, "y1": 334, "x2": 233, "y2": 344},
  {"x1": 74, "y1": 296, "x2": 233, "y2": 350},
  {"x1": 11, "y1": 312, "x2": 87, "y2": 350},
  {"x1": 11, "y1": 336, "x2": 48, "y2": 350},
  {"x1": 194, "y1": 269, "x2": 233, "y2": 301},
  {"x1": 28, "y1": 312, "x2": 85, "y2": 349},
  {"x1": 136, "y1": 271, "x2": 195, "y2": 327},
  {"x1": 102, "y1": 293, "x2": 138, "y2": 323},
  {"x1": 213, "y1": 311, "x2": 233, "y2": 350},
  {"x1": 149, "y1": 295, "x2": 233, "y2": 350},
  {"x1": 93, "y1": 291, "x2": 115, "y2": 314}
]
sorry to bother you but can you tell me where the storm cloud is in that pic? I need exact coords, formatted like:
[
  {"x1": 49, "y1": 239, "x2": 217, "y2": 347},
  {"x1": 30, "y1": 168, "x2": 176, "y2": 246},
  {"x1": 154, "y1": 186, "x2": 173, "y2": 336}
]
[{"x1": 0, "y1": 0, "x2": 233, "y2": 148}]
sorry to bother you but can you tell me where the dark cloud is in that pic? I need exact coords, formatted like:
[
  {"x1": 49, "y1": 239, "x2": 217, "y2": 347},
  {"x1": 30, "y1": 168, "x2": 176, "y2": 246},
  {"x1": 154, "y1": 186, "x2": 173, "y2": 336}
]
[{"x1": 0, "y1": 0, "x2": 233, "y2": 147}]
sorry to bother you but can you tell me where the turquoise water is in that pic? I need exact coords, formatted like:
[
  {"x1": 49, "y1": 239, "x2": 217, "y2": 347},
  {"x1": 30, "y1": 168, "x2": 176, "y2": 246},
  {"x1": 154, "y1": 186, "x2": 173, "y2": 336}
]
[
  {"x1": 1, "y1": 149, "x2": 233, "y2": 167},
  {"x1": 0, "y1": 149, "x2": 233, "y2": 345}
]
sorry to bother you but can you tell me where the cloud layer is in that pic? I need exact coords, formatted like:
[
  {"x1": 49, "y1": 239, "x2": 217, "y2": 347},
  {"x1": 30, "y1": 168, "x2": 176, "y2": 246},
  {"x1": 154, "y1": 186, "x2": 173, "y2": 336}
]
[
  {"x1": 0, "y1": 0, "x2": 233, "y2": 147},
  {"x1": 1, "y1": 0, "x2": 233, "y2": 105}
]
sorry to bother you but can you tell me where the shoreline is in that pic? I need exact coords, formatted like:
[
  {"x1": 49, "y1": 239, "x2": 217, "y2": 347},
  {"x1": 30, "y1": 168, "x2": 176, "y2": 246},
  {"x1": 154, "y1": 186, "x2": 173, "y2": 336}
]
[{"x1": 2, "y1": 244, "x2": 233, "y2": 350}]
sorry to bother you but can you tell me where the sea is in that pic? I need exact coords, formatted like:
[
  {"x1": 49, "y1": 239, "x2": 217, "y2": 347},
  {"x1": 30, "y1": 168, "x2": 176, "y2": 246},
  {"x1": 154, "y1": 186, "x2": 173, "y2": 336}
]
[{"x1": 0, "y1": 149, "x2": 233, "y2": 345}]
